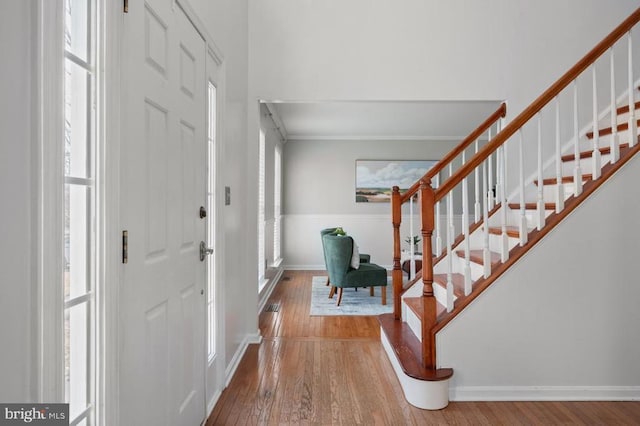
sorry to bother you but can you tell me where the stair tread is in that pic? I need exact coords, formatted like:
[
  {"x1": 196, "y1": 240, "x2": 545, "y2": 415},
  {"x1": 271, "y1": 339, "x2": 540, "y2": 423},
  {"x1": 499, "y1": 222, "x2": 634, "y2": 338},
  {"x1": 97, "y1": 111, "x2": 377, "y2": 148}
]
[
  {"x1": 405, "y1": 296, "x2": 447, "y2": 319},
  {"x1": 455, "y1": 249, "x2": 501, "y2": 267},
  {"x1": 561, "y1": 143, "x2": 630, "y2": 162},
  {"x1": 378, "y1": 313, "x2": 453, "y2": 381},
  {"x1": 508, "y1": 202, "x2": 556, "y2": 210},
  {"x1": 534, "y1": 174, "x2": 592, "y2": 185},
  {"x1": 433, "y1": 273, "x2": 466, "y2": 298},
  {"x1": 586, "y1": 118, "x2": 640, "y2": 139},
  {"x1": 487, "y1": 225, "x2": 521, "y2": 238},
  {"x1": 616, "y1": 100, "x2": 640, "y2": 116}
]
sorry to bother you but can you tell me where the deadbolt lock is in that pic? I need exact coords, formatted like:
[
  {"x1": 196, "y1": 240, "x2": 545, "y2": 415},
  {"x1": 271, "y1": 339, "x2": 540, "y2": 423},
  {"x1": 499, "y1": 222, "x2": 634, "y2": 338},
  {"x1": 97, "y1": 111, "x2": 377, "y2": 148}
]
[{"x1": 199, "y1": 206, "x2": 207, "y2": 219}]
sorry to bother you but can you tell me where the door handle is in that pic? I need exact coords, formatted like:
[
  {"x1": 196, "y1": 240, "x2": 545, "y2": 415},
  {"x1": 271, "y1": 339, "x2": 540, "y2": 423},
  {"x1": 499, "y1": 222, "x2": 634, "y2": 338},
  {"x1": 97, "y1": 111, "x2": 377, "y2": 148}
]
[{"x1": 199, "y1": 241, "x2": 213, "y2": 262}]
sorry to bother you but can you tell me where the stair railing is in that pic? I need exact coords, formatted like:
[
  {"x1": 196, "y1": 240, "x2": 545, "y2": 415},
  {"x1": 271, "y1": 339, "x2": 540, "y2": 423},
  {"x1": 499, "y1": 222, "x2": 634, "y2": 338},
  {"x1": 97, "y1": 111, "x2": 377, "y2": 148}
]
[
  {"x1": 391, "y1": 7, "x2": 640, "y2": 371},
  {"x1": 391, "y1": 103, "x2": 506, "y2": 318}
]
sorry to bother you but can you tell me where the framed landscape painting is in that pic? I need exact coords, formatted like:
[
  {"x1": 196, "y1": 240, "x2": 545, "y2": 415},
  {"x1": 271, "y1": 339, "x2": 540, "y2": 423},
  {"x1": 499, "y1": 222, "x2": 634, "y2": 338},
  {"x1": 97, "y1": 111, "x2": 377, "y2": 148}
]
[{"x1": 355, "y1": 160, "x2": 437, "y2": 203}]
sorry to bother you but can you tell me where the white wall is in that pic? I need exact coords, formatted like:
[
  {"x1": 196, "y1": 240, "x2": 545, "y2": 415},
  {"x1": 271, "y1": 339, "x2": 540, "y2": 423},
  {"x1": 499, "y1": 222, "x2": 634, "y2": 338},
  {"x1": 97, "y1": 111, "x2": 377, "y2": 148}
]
[
  {"x1": 282, "y1": 139, "x2": 460, "y2": 268},
  {"x1": 0, "y1": 1, "x2": 36, "y2": 402},
  {"x1": 439, "y1": 154, "x2": 640, "y2": 399},
  {"x1": 250, "y1": 0, "x2": 640, "y2": 202},
  {"x1": 249, "y1": 1, "x2": 637, "y2": 109}
]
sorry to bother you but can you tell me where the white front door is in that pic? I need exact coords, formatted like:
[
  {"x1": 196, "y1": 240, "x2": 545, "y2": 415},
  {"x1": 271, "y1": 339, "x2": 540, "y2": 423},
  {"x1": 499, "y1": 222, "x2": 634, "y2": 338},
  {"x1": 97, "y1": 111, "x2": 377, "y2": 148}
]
[{"x1": 120, "y1": 0, "x2": 207, "y2": 424}]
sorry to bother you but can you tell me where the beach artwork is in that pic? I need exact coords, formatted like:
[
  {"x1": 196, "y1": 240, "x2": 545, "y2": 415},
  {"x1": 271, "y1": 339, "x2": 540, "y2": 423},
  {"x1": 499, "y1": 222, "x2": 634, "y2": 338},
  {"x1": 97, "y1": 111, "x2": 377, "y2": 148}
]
[{"x1": 355, "y1": 160, "x2": 437, "y2": 203}]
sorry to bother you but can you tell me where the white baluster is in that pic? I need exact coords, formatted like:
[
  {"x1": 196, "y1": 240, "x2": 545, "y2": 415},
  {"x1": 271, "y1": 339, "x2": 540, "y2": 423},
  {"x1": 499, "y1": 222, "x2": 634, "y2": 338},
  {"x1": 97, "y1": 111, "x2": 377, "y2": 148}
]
[
  {"x1": 409, "y1": 195, "x2": 415, "y2": 279},
  {"x1": 446, "y1": 190, "x2": 454, "y2": 312},
  {"x1": 555, "y1": 97, "x2": 564, "y2": 212},
  {"x1": 592, "y1": 65, "x2": 602, "y2": 179},
  {"x1": 536, "y1": 114, "x2": 545, "y2": 230},
  {"x1": 573, "y1": 80, "x2": 583, "y2": 196},
  {"x1": 494, "y1": 120, "x2": 504, "y2": 210},
  {"x1": 487, "y1": 128, "x2": 495, "y2": 211},
  {"x1": 610, "y1": 47, "x2": 620, "y2": 163},
  {"x1": 628, "y1": 30, "x2": 637, "y2": 147},
  {"x1": 500, "y1": 138, "x2": 509, "y2": 263},
  {"x1": 495, "y1": 145, "x2": 502, "y2": 206},
  {"x1": 482, "y1": 159, "x2": 491, "y2": 279},
  {"x1": 518, "y1": 129, "x2": 528, "y2": 246},
  {"x1": 435, "y1": 174, "x2": 442, "y2": 257},
  {"x1": 461, "y1": 152, "x2": 472, "y2": 294},
  {"x1": 474, "y1": 139, "x2": 481, "y2": 222}
]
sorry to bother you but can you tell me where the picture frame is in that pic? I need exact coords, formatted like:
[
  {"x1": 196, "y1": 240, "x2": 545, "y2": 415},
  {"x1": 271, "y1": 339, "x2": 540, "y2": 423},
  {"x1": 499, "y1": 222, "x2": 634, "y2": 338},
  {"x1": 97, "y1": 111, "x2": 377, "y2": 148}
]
[{"x1": 355, "y1": 159, "x2": 437, "y2": 203}]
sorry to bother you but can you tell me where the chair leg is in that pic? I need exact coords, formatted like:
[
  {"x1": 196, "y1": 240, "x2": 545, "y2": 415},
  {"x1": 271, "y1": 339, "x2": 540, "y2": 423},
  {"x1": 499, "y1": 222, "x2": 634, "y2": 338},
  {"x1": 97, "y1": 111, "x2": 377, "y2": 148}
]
[
  {"x1": 382, "y1": 286, "x2": 387, "y2": 305},
  {"x1": 328, "y1": 286, "x2": 336, "y2": 299},
  {"x1": 326, "y1": 276, "x2": 330, "y2": 286},
  {"x1": 369, "y1": 287, "x2": 374, "y2": 297},
  {"x1": 336, "y1": 288, "x2": 343, "y2": 306}
]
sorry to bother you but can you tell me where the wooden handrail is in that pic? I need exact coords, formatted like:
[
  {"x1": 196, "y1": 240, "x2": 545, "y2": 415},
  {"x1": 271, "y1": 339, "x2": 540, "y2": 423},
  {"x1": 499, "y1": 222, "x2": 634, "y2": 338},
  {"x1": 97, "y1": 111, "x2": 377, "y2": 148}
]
[
  {"x1": 400, "y1": 102, "x2": 507, "y2": 204},
  {"x1": 435, "y1": 7, "x2": 640, "y2": 201}
]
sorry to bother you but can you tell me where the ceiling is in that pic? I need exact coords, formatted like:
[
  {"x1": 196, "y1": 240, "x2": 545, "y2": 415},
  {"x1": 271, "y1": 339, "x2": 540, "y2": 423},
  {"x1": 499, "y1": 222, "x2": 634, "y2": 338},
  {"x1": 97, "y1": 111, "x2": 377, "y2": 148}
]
[{"x1": 267, "y1": 100, "x2": 502, "y2": 141}]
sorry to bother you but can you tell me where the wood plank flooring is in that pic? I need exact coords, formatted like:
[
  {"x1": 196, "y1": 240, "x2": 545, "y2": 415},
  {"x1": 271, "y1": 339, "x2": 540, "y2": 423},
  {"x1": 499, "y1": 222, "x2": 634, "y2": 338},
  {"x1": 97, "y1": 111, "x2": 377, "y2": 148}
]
[{"x1": 206, "y1": 270, "x2": 640, "y2": 425}]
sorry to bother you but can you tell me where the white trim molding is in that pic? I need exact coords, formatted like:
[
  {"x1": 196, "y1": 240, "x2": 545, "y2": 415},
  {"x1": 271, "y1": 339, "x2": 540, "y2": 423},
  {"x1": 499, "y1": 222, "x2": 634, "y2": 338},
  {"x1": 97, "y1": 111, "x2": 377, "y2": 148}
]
[
  {"x1": 101, "y1": 0, "x2": 123, "y2": 423},
  {"x1": 450, "y1": 386, "x2": 640, "y2": 401},
  {"x1": 224, "y1": 333, "x2": 261, "y2": 387},
  {"x1": 36, "y1": 0, "x2": 66, "y2": 404}
]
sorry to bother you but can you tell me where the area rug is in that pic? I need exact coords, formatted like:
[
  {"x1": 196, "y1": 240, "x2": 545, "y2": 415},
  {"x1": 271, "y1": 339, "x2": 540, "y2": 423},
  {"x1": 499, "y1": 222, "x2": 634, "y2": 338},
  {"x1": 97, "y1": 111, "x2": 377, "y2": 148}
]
[{"x1": 309, "y1": 276, "x2": 393, "y2": 316}]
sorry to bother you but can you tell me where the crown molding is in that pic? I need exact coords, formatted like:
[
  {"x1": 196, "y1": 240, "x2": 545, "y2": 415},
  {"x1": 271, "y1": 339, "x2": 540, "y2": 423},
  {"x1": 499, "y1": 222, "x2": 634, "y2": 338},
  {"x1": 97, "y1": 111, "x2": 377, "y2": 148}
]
[{"x1": 286, "y1": 135, "x2": 485, "y2": 142}]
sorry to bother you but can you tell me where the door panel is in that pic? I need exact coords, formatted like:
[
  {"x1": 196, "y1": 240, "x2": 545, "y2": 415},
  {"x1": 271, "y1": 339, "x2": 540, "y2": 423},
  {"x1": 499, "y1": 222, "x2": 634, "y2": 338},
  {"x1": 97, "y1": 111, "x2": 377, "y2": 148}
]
[{"x1": 120, "y1": 1, "x2": 207, "y2": 424}]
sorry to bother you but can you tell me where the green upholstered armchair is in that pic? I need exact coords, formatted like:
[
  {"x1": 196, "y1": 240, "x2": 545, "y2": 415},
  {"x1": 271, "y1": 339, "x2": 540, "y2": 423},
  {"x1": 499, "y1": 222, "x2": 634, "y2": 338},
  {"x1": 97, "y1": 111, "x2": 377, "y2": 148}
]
[
  {"x1": 320, "y1": 227, "x2": 370, "y2": 287},
  {"x1": 322, "y1": 234, "x2": 388, "y2": 306}
]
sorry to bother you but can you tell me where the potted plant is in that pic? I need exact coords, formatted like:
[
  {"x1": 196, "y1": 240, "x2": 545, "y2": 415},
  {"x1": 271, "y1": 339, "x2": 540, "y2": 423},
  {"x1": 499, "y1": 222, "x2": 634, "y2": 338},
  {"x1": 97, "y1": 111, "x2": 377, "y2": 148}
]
[{"x1": 404, "y1": 235, "x2": 421, "y2": 252}]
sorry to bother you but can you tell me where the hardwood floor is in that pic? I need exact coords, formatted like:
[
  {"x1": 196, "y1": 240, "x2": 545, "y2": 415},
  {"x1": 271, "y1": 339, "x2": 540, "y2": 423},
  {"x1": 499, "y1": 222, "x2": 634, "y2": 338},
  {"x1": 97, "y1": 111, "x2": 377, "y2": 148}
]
[{"x1": 206, "y1": 270, "x2": 640, "y2": 425}]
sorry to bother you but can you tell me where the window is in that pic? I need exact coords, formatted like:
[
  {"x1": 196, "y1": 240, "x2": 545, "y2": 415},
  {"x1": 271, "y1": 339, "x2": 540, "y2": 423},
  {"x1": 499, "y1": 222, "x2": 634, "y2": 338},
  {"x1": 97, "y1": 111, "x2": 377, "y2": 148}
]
[
  {"x1": 64, "y1": 0, "x2": 97, "y2": 423},
  {"x1": 207, "y1": 82, "x2": 217, "y2": 360},
  {"x1": 258, "y1": 129, "x2": 267, "y2": 289},
  {"x1": 273, "y1": 145, "x2": 282, "y2": 265}
]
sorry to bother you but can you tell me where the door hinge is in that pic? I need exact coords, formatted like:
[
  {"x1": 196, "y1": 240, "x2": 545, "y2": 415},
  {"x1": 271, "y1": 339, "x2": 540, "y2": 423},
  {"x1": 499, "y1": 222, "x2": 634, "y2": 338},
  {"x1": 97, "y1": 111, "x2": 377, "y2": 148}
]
[
  {"x1": 122, "y1": 230, "x2": 128, "y2": 264},
  {"x1": 124, "y1": 0, "x2": 128, "y2": 13}
]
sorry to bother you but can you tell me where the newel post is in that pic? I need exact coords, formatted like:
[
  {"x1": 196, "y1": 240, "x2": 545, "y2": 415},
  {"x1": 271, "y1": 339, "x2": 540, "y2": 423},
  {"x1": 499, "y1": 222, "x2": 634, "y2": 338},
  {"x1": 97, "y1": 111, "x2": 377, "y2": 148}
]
[
  {"x1": 391, "y1": 186, "x2": 402, "y2": 320},
  {"x1": 420, "y1": 179, "x2": 438, "y2": 370}
]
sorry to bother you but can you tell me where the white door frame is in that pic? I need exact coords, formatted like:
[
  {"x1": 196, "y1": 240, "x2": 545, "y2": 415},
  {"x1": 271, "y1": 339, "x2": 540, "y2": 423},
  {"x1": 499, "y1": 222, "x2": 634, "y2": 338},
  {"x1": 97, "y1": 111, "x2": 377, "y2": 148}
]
[{"x1": 36, "y1": 0, "x2": 66, "y2": 403}]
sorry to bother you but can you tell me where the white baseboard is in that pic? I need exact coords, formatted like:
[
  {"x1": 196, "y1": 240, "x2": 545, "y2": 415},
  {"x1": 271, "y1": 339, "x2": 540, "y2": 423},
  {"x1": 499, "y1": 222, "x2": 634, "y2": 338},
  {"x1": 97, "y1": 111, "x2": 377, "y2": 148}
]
[
  {"x1": 206, "y1": 389, "x2": 222, "y2": 417},
  {"x1": 258, "y1": 267, "x2": 284, "y2": 313},
  {"x1": 284, "y1": 264, "x2": 393, "y2": 271},
  {"x1": 224, "y1": 339, "x2": 247, "y2": 387},
  {"x1": 247, "y1": 330, "x2": 262, "y2": 344},
  {"x1": 450, "y1": 386, "x2": 640, "y2": 401},
  {"x1": 223, "y1": 333, "x2": 263, "y2": 388},
  {"x1": 284, "y1": 264, "x2": 326, "y2": 270}
]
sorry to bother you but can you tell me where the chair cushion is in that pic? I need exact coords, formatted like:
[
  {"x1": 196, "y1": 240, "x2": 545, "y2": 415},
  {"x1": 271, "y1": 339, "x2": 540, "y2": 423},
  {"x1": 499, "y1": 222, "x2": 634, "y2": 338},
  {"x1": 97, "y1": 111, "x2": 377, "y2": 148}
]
[{"x1": 344, "y1": 263, "x2": 387, "y2": 288}]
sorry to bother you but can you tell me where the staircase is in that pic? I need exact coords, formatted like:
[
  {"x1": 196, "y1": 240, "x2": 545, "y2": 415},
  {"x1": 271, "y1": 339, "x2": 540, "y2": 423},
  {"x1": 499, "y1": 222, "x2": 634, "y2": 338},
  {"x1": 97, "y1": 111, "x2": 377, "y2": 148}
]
[{"x1": 379, "y1": 8, "x2": 640, "y2": 410}]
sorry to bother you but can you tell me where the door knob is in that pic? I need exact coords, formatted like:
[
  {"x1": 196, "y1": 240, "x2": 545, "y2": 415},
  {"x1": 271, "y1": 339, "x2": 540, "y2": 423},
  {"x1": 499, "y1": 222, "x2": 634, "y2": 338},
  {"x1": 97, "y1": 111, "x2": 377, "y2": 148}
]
[{"x1": 200, "y1": 241, "x2": 213, "y2": 261}]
